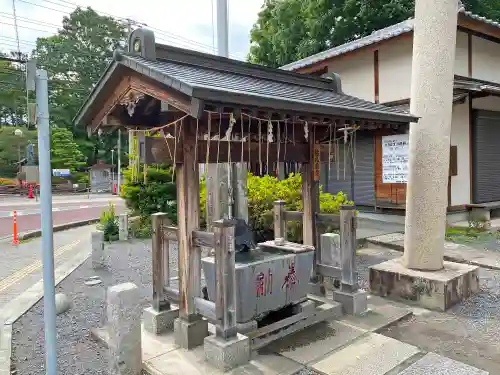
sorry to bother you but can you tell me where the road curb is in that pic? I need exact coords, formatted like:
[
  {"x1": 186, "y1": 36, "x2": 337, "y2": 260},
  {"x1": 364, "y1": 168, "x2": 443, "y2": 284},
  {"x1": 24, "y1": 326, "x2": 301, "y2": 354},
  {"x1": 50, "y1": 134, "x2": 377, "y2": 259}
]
[
  {"x1": 0, "y1": 218, "x2": 100, "y2": 242},
  {"x1": 0, "y1": 248, "x2": 91, "y2": 374}
]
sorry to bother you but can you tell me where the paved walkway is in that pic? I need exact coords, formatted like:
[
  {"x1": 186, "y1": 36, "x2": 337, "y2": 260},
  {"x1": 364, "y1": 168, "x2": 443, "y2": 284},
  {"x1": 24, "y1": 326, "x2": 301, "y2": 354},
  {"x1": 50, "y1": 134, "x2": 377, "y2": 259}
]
[
  {"x1": 139, "y1": 295, "x2": 487, "y2": 374},
  {"x1": 0, "y1": 225, "x2": 95, "y2": 311}
]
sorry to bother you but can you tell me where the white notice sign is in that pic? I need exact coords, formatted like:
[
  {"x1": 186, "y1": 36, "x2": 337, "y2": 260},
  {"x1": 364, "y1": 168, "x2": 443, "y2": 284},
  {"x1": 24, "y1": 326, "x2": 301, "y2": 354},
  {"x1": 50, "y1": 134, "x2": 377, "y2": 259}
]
[{"x1": 382, "y1": 134, "x2": 409, "y2": 183}]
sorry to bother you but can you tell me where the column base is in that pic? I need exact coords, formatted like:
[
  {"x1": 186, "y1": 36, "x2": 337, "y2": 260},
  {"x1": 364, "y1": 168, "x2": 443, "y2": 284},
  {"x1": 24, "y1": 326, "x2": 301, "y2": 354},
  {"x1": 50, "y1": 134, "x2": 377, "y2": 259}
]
[
  {"x1": 174, "y1": 317, "x2": 208, "y2": 349},
  {"x1": 143, "y1": 306, "x2": 179, "y2": 334},
  {"x1": 369, "y1": 257, "x2": 479, "y2": 311},
  {"x1": 204, "y1": 333, "x2": 250, "y2": 372},
  {"x1": 333, "y1": 289, "x2": 368, "y2": 315}
]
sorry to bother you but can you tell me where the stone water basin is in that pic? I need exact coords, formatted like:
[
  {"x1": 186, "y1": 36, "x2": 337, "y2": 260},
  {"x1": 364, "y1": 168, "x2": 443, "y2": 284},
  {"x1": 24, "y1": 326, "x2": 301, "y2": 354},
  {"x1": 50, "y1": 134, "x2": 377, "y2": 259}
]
[{"x1": 201, "y1": 241, "x2": 314, "y2": 324}]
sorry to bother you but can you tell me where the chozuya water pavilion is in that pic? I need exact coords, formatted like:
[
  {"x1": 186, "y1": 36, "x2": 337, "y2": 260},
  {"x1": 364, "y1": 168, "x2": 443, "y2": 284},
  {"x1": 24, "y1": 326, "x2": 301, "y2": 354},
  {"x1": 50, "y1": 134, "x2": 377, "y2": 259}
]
[{"x1": 74, "y1": 28, "x2": 417, "y2": 371}]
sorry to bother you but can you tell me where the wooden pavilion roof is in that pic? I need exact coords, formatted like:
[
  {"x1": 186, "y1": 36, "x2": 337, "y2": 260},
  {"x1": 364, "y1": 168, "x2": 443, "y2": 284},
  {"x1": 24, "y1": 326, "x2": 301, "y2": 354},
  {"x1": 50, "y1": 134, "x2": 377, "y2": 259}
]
[{"x1": 73, "y1": 29, "x2": 418, "y2": 134}]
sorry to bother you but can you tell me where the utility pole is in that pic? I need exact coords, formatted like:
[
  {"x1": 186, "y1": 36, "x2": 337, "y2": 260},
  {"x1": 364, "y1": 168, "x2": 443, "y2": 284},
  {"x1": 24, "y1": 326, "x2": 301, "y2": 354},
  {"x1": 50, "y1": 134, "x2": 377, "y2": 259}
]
[
  {"x1": 111, "y1": 149, "x2": 115, "y2": 183},
  {"x1": 206, "y1": 0, "x2": 248, "y2": 228},
  {"x1": 117, "y1": 129, "x2": 121, "y2": 194},
  {"x1": 35, "y1": 68, "x2": 57, "y2": 375}
]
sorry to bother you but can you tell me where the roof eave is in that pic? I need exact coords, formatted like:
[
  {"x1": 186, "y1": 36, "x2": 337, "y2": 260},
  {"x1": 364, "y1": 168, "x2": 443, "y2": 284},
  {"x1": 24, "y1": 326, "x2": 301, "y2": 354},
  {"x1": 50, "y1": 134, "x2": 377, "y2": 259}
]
[
  {"x1": 73, "y1": 60, "x2": 120, "y2": 127},
  {"x1": 192, "y1": 86, "x2": 418, "y2": 124}
]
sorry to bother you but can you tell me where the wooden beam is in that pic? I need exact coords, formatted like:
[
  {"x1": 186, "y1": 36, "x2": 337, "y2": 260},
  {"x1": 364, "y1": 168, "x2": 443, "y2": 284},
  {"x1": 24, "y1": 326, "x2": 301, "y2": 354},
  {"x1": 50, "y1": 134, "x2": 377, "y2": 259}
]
[
  {"x1": 374, "y1": 50, "x2": 380, "y2": 103},
  {"x1": 467, "y1": 32, "x2": 473, "y2": 78},
  {"x1": 91, "y1": 75, "x2": 132, "y2": 127},
  {"x1": 458, "y1": 15, "x2": 500, "y2": 43},
  {"x1": 144, "y1": 137, "x2": 335, "y2": 164},
  {"x1": 130, "y1": 74, "x2": 193, "y2": 115},
  {"x1": 176, "y1": 118, "x2": 202, "y2": 320}
]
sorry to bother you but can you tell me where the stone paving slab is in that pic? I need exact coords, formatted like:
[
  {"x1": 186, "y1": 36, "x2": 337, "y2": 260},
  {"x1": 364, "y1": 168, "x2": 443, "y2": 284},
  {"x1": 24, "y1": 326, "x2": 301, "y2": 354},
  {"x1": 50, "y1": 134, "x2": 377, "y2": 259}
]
[
  {"x1": 144, "y1": 337, "x2": 303, "y2": 375},
  {"x1": 311, "y1": 333, "x2": 420, "y2": 375},
  {"x1": 338, "y1": 295, "x2": 412, "y2": 333},
  {"x1": 397, "y1": 352, "x2": 489, "y2": 374},
  {"x1": 266, "y1": 320, "x2": 367, "y2": 365},
  {"x1": 366, "y1": 233, "x2": 500, "y2": 270}
]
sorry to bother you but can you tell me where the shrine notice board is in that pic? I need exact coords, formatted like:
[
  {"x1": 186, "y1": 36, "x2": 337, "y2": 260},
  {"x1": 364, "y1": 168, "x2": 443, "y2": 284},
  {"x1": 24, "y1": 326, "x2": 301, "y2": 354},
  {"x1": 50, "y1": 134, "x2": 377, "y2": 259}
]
[{"x1": 382, "y1": 134, "x2": 409, "y2": 183}]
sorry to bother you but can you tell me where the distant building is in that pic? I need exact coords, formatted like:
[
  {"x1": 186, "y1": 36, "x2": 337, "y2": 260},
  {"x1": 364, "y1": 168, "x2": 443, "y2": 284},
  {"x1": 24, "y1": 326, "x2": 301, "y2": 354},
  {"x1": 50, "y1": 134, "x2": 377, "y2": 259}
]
[
  {"x1": 282, "y1": 8, "x2": 500, "y2": 212},
  {"x1": 89, "y1": 160, "x2": 114, "y2": 193}
]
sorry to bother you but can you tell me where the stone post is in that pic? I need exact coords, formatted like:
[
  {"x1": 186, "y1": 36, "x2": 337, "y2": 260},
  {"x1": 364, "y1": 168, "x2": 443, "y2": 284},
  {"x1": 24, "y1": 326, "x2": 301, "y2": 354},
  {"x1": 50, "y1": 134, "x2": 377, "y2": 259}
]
[
  {"x1": 333, "y1": 205, "x2": 367, "y2": 315},
  {"x1": 404, "y1": 0, "x2": 459, "y2": 270},
  {"x1": 107, "y1": 283, "x2": 142, "y2": 375},
  {"x1": 118, "y1": 213, "x2": 128, "y2": 241},
  {"x1": 91, "y1": 231, "x2": 105, "y2": 269}
]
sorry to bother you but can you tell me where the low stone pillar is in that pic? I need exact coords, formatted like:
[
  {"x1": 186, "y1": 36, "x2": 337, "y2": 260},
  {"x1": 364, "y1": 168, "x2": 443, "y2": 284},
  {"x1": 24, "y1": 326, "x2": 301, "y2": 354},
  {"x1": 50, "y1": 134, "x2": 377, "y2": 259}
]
[
  {"x1": 320, "y1": 233, "x2": 341, "y2": 290},
  {"x1": 107, "y1": 283, "x2": 142, "y2": 375},
  {"x1": 119, "y1": 213, "x2": 129, "y2": 241},
  {"x1": 333, "y1": 205, "x2": 367, "y2": 315},
  {"x1": 91, "y1": 231, "x2": 105, "y2": 269}
]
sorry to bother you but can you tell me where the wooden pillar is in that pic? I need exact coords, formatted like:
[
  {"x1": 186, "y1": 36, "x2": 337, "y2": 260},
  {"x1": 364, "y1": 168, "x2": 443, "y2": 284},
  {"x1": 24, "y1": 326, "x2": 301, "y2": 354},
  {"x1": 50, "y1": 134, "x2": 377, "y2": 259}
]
[
  {"x1": 152, "y1": 212, "x2": 169, "y2": 311},
  {"x1": 213, "y1": 219, "x2": 237, "y2": 339},
  {"x1": 176, "y1": 118, "x2": 201, "y2": 319},
  {"x1": 302, "y1": 131, "x2": 320, "y2": 283}
]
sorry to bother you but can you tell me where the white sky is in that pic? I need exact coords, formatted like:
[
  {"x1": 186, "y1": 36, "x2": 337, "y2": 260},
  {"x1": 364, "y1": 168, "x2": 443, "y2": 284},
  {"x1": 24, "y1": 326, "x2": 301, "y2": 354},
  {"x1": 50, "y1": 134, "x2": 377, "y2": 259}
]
[{"x1": 0, "y1": 0, "x2": 265, "y2": 60}]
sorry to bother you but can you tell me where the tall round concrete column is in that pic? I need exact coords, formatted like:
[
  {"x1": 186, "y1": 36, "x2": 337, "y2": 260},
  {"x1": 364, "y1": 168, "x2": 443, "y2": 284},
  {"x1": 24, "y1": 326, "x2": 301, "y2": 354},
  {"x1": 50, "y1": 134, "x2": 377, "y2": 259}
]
[{"x1": 403, "y1": 0, "x2": 459, "y2": 270}]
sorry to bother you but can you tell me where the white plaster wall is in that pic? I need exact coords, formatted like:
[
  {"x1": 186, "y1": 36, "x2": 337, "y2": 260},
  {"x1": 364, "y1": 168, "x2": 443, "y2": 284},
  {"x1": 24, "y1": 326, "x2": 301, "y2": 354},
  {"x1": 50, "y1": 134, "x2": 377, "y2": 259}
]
[
  {"x1": 327, "y1": 50, "x2": 374, "y2": 102},
  {"x1": 472, "y1": 36, "x2": 500, "y2": 84},
  {"x1": 378, "y1": 38, "x2": 413, "y2": 103},
  {"x1": 454, "y1": 31, "x2": 469, "y2": 77},
  {"x1": 450, "y1": 99, "x2": 470, "y2": 206},
  {"x1": 473, "y1": 96, "x2": 500, "y2": 111}
]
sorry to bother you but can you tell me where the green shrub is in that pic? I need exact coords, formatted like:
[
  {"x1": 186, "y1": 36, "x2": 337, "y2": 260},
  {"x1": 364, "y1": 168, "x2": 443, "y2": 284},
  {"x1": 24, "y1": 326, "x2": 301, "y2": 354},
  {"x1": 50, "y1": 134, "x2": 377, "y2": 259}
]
[
  {"x1": 129, "y1": 216, "x2": 153, "y2": 238},
  {"x1": 125, "y1": 165, "x2": 352, "y2": 243},
  {"x1": 201, "y1": 172, "x2": 353, "y2": 243},
  {"x1": 99, "y1": 202, "x2": 119, "y2": 241},
  {"x1": 121, "y1": 165, "x2": 177, "y2": 224}
]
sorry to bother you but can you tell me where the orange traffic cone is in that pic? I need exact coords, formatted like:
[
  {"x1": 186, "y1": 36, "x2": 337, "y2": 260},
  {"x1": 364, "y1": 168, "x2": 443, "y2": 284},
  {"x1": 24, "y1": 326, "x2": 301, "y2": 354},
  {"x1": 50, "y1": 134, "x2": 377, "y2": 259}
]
[
  {"x1": 28, "y1": 185, "x2": 34, "y2": 199},
  {"x1": 12, "y1": 211, "x2": 20, "y2": 245}
]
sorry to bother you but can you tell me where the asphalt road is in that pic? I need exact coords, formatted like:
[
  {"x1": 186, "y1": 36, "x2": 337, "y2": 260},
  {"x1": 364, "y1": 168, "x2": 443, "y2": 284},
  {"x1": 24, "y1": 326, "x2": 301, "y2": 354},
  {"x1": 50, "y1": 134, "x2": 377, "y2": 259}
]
[{"x1": 0, "y1": 194, "x2": 126, "y2": 238}]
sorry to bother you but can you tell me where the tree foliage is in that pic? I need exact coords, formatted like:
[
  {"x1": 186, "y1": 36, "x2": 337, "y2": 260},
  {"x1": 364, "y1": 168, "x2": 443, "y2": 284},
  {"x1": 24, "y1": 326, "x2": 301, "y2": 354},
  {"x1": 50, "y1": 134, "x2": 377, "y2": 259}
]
[
  {"x1": 249, "y1": 0, "x2": 500, "y2": 67},
  {"x1": 0, "y1": 54, "x2": 28, "y2": 128},
  {"x1": 50, "y1": 127, "x2": 86, "y2": 172},
  {"x1": 34, "y1": 7, "x2": 127, "y2": 166},
  {"x1": 0, "y1": 8, "x2": 128, "y2": 176},
  {"x1": 0, "y1": 127, "x2": 38, "y2": 177}
]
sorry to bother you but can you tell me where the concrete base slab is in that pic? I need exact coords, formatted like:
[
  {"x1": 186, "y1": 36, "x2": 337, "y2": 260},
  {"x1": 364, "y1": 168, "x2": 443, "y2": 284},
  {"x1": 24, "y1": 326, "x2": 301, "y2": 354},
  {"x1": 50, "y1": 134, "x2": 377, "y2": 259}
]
[
  {"x1": 204, "y1": 333, "x2": 250, "y2": 371},
  {"x1": 267, "y1": 320, "x2": 366, "y2": 365},
  {"x1": 174, "y1": 317, "x2": 208, "y2": 350},
  {"x1": 369, "y1": 257, "x2": 479, "y2": 311},
  {"x1": 397, "y1": 352, "x2": 489, "y2": 374},
  {"x1": 144, "y1": 344, "x2": 303, "y2": 375},
  {"x1": 333, "y1": 289, "x2": 368, "y2": 315},
  {"x1": 311, "y1": 333, "x2": 420, "y2": 375},
  {"x1": 339, "y1": 295, "x2": 413, "y2": 333},
  {"x1": 91, "y1": 324, "x2": 178, "y2": 361},
  {"x1": 143, "y1": 307, "x2": 179, "y2": 334}
]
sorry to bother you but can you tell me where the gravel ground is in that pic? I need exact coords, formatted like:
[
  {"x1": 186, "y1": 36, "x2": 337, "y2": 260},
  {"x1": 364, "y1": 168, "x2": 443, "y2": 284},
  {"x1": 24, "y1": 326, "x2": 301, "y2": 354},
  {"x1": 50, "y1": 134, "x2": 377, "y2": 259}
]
[
  {"x1": 12, "y1": 240, "x2": 500, "y2": 374},
  {"x1": 11, "y1": 239, "x2": 155, "y2": 375},
  {"x1": 357, "y1": 245, "x2": 500, "y2": 373}
]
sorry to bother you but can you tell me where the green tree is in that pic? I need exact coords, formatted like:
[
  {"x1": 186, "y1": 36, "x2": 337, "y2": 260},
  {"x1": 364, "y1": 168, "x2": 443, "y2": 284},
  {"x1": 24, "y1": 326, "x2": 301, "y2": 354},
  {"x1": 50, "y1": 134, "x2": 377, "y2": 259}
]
[
  {"x1": 0, "y1": 127, "x2": 38, "y2": 177},
  {"x1": 50, "y1": 127, "x2": 86, "y2": 172},
  {"x1": 0, "y1": 54, "x2": 27, "y2": 127},
  {"x1": 249, "y1": 0, "x2": 500, "y2": 67},
  {"x1": 34, "y1": 7, "x2": 127, "y2": 164}
]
